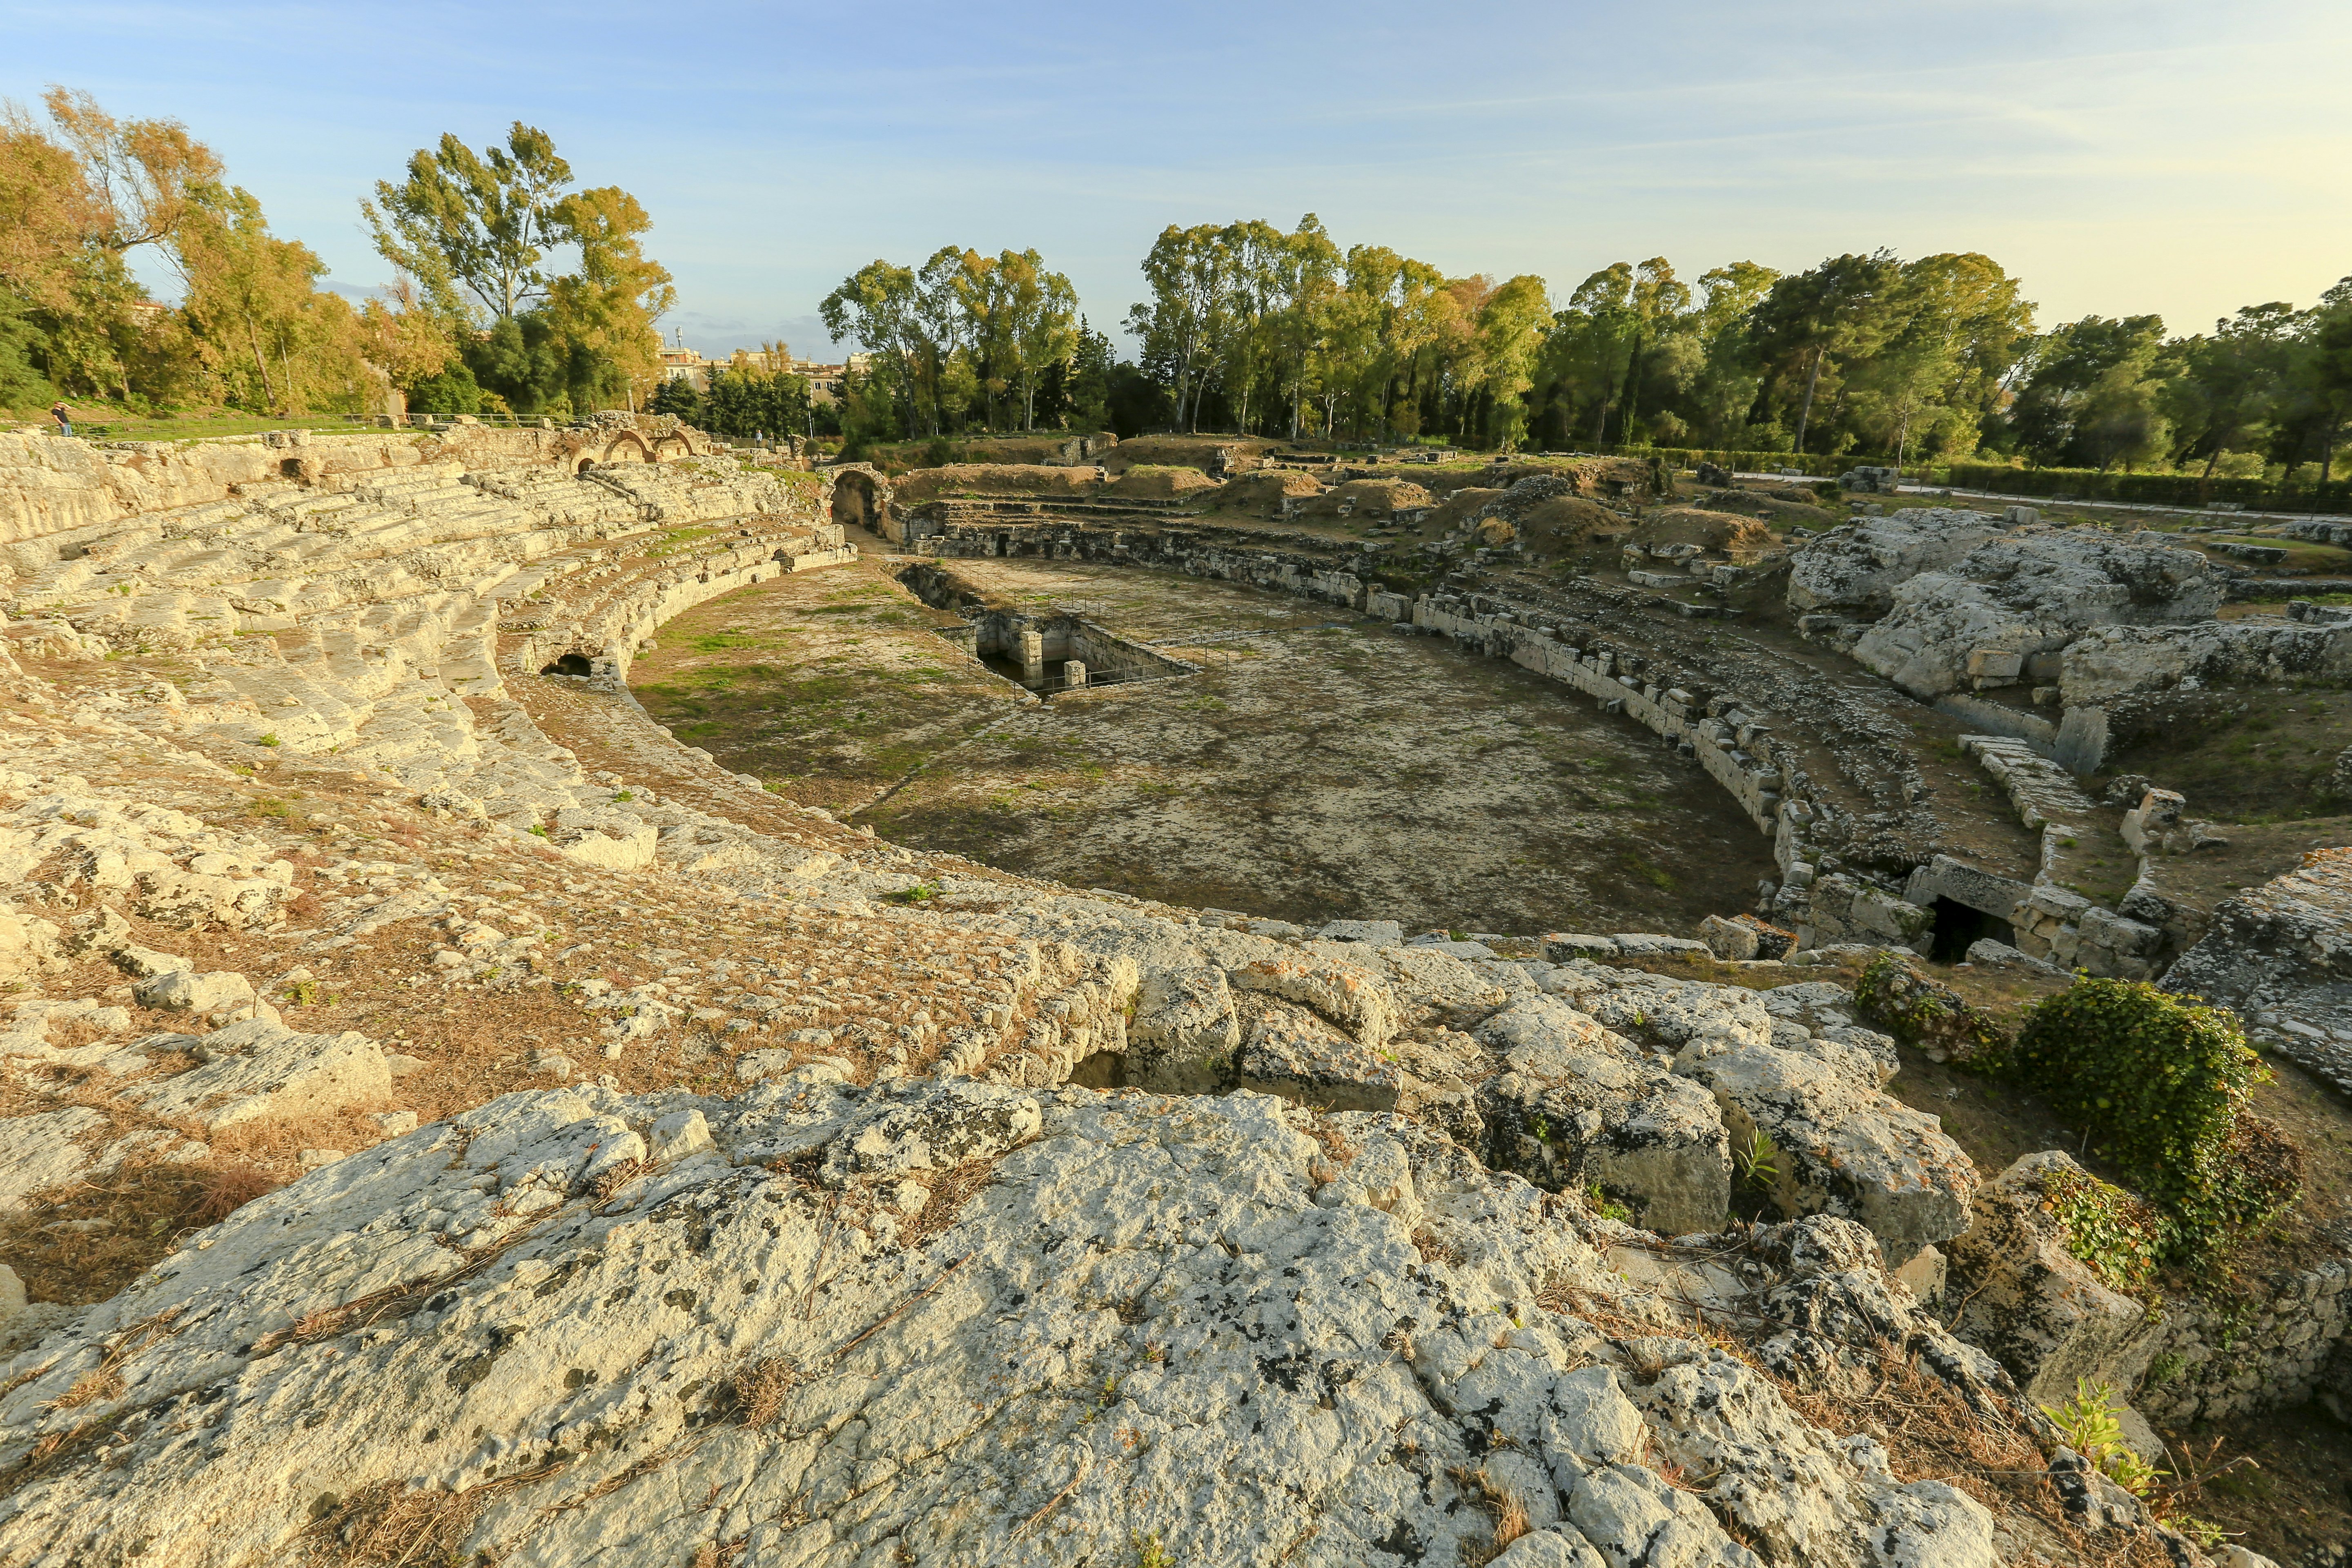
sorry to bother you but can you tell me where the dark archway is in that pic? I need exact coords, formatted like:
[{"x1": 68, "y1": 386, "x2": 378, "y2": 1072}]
[
  {"x1": 831, "y1": 470, "x2": 878, "y2": 534},
  {"x1": 541, "y1": 653, "x2": 594, "y2": 677},
  {"x1": 1930, "y1": 896, "x2": 2014, "y2": 962}
]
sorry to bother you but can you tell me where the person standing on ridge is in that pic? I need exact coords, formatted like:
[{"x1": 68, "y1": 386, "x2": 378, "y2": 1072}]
[{"x1": 51, "y1": 402, "x2": 72, "y2": 438}]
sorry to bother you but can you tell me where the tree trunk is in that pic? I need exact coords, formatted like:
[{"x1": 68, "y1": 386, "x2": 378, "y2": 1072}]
[
  {"x1": 243, "y1": 305, "x2": 276, "y2": 409},
  {"x1": 1620, "y1": 333, "x2": 1646, "y2": 441},
  {"x1": 1792, "y1": 347, "x2": 1823, "y2": 454}
]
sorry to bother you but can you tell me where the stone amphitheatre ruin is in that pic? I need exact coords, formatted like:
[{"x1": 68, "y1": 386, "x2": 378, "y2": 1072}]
[{"x1": 0, "y1": 415, "x2": 2345, "y2": 1566}]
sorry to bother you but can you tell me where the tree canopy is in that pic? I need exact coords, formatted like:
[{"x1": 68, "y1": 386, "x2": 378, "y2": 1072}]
[{"x1": 2, "y1": 85, "x2": 2346, "y2": 483}]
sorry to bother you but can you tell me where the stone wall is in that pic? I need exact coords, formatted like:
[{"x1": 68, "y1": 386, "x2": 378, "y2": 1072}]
[
  {"x1": 2136, "y1": 1256, "x2": 2352, "y2": 1428},
  {"x1": 907, "y1": 512, "x2": 2221, "y2": 981},
  {"x1": 515, "y1": 521, "x2": 851, "y2": 685},
  {"x1": 1947, "y1": 1153, "x2": 2352, "y2": 1445},
  {"x1": 893, "y1": 560, "x2": 1200, "y2": 694}
]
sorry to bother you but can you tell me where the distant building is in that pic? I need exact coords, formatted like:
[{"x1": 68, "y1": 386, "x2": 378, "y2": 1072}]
[{"x1": 655, "y1": 334, "x2": 856, "y2": 402}]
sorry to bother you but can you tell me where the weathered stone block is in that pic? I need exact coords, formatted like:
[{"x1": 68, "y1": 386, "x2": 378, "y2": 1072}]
[
  {"x1": 134, "y1": 967, "x2": 255, "y2": 1014},
  {"x1": 1475, "y1": 995, "x2": 1729, "y2": 1235},
  {"x1": 1673, "y1": 1041, "x2": 1976, "y2": 1265},
  {"x1": 1942, "y1": 1153, "x2": 2163, "y2": 1405},
  {"x1": 1233, "y1": 998, "x2": 1401, "y2": 1113}
]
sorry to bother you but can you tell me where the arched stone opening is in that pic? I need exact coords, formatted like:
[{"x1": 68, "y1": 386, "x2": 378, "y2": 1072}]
[
  {"x1": 576, "y1": 456, "x2": 597, "y2": 475},
  {"x1": 541, "y1": 653, "x2": 595, "y2": 677},
  {"x1": 831, "y1": 469, "x2": 880, "y2": 535},
  {"x1": 1927, "y1": 895, "x2": 2013, "y2": 962}
]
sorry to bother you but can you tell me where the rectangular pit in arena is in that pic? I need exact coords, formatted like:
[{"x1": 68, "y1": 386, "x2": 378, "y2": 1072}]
[{"x1": 897, "y1": 562, "x2": 1197, "y2": 697}]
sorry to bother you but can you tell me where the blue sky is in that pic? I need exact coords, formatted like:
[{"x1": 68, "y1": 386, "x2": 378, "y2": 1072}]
[{"x1": 8, "y1": 0, "x2": 2348, "y2": 357}]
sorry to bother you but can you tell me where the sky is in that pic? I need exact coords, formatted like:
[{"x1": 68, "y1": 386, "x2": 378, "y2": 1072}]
[{"x1": 7, "y1": 0, "x2": 2349, "y2": 359}]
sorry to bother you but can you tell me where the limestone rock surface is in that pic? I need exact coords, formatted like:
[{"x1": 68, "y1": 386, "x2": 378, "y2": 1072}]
[
  {"x1": 1848, "y1": 528, "x2": 2220, "y2": 699},
  {"x1": 0, "y1": 1081, "x2": 2008, "y2": 1568},
  {"x1": 1940, "y1": 1153, "x2": 2163, "y2": 1405},
  {"x1": 1474, "y1": 994, "x2": 1730, "y2": 1235}
]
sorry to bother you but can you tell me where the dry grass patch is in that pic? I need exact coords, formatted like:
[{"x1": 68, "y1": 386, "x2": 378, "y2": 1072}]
[
  {"x1": 0, "y1": 1156, "x2": 283, "y2": 1303},
  {"x1": 727, "y1": 1355, "x2": 806, "y2": 1428}
]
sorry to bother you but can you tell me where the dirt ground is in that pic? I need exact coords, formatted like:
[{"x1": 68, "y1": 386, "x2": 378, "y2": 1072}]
[
  {"x1": 2099, "y1": 690, "x2": 2351, "y2": 824},
  {"x1": 2183, "y1": 1401, "x2": 2352, "y2": 1564},
  {"x1": 631, "y1": 557, "x2": 1777, "y2": 936},
  {"x1": 627, "y1": 565, "x2": 1028, "y2": 816}
]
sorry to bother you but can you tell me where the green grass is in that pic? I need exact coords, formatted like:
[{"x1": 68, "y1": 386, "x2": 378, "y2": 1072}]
[
  {"x1": 30, "y1": 412, "x2": 396, "y2": 444},
  {"x1": 686, "y1": 632, "x2": 782, "y2": 652},
  {"x1": 644, "y1": 527, "x2": 721, "y2": 559}
]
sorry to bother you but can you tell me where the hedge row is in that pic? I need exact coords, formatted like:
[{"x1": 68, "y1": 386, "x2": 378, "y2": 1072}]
[
  {"x1": 1943, "y1": 463, "x2": 2352, "y2": 514},
  {"x1": 1591, "y1": 445, "x2": 1899, "y2": 479}
]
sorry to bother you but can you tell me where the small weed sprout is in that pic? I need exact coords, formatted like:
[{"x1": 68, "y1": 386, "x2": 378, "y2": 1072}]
[
  {"x1": 1735, "y1": 1130, "x2": 1780, "y2": 1190},
  {"x1": 2040, "y1": 1378, "x2": 2162, "y2": 1497},
  {"x1": 1585, "y1": 1184, "x2": 1632, "y2": 1224},
  {"x1": 256, "y1": 732, "x2": 281, "y2": 748}
]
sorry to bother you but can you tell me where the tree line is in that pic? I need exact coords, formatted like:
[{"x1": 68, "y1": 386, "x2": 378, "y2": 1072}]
[
  {"x1": 2, "y1": 90, "x2": 673, "y2": 423},
  {"x1": 1103, "y1": 218, "x2": 2350, "y2": 478},
  {"x1": 7, "y1": 87, "x2": 2345, "y2": 478}
]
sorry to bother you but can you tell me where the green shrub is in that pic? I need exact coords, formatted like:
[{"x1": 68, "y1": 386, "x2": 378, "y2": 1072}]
[
  {"x1": 1853, "y1": 954, "x2": 2009, "y2": 1066},
  {"x1": 2011, "y1": 978, "x2": 2300, "y2": 1258},
  {"x1": 1944, "y1": 462, "x2": 2352, "y2": 515},
  {"x1": 2040, "y1": 1378, "x2": 2159, "y2": 1496},
  {"x1": 2040, "y1": 1165, "x2": 2162, "y2": 1294}
]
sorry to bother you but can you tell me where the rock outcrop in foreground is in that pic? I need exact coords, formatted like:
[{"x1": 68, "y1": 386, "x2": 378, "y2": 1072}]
[{"x1": 4, "y1": 1076, "x2": 2016, "y2": 1567}]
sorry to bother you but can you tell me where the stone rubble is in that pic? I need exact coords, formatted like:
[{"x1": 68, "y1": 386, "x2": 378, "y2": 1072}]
[{"x1": 2165, "y1": 847, "x2": 2352, "y2": 1092}]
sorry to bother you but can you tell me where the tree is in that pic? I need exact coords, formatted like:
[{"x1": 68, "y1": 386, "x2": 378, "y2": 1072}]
[
  {"x1": 542, "y1": 185, "x2": 674, "y2": 411},
  {"x1": 2158, "y1": 303, "x2": 2303, "y2": 474},
  {"x1": 1126, "y1": 224, "x2": 1232, "y2": 431},
  {"x1": 1681, "y1": 261, "x2": 1779, "y2": 447},
  {"x1": 2294, "y1": 278, "x2": 2352, "y2": 483},
  {"x1": 172, "y1": 180, "x2": 368, "y2": 413},
  {"x1": 363, "y1": 123, "x2": 575, "y2": 321},
  {"x1": 1846, "y1": 254, "x2": 2034, "y2": 465},
  {"x1": 0, "y1": 89, "x2": 222, "y2": 403},
  {"x1": 1748, "y1": 252, "x2": 1905, "y2": 453},
  {"x1": 997, "y1": 249, "x2": 1079, "y2": 430},
  {"x1": 1610, "y1": 258, "x2": 1691, "y2": 444},
  {"x1": 647, "y1": 374, "x2": 701, "y2": 421},
  {"x1": 821, "y1": 259, "x2": 924, "y2": 436},
  {"x1": 2009, "y1": 315, "x2": 2171, "y2": 469},
  {"x1": 357, "y1": 277, "x2": 456, "y2": 400},
  {"x1": 1540, "y1": 263, "x2": 1636, "y2": 445},
  {"x1": 1474, "y1": 274, "x2": 1552, "y2": 449},
  {"x1": 466, "y1": 314, "x2": 572, "y2": 416},
  {"x1": 1062, "y1": 318, "x2": 1115, "y2": 432}
]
